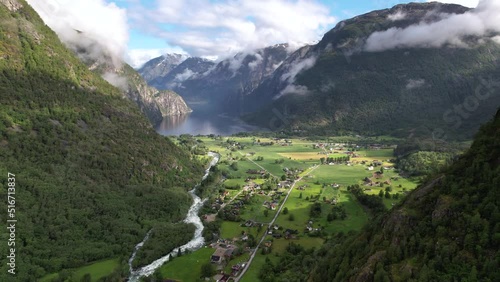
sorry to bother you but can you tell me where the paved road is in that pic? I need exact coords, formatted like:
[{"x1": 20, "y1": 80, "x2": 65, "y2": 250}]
[{"x1": 234, "y1": 165, "x2": 319, "y2": 281}]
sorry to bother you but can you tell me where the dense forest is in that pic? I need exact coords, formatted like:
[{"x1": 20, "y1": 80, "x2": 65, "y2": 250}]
[
  {"x1": 259, "y1": 109, "x2": 500, "y2": 281},
  {"x1": 0, "y1": 1, "x2": 203, "y2": 280}
]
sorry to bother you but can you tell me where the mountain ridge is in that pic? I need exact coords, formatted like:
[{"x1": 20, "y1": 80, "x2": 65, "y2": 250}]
[{"x1": 242, "y1": 2, "x2": 500, "y2": 140}]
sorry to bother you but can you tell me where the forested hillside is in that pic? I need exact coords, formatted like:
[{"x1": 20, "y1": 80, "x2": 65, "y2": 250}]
[
  {"x1": 0, "y1": 1, "x2": 203, "y2": 280},
  {"x1": 244, "y1": 2, "x2": 500, "y2": 140},
  {"x1": 312, "y1": 108, "x2": 500, "y2": 281}
]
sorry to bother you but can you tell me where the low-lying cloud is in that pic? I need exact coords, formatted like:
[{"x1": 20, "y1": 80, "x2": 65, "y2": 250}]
[
  {"x1": 27, "y1": 0, "x2": 128, "y2": 68},
  {"x1": 406, "y1": 79, "x2": 426, "y2": 90},
  {"x1": 365, "y1": 0, "x2": 500, "y2": 52},
  {"x1": 387, "y1": 10, "x2": 407, "y2": 21},
  {"x1": 281, "y1": 56, "x2": 317, "y2": 83},
  {"x1": 103, "y1": 72, "x2": 129, "y2": 90}
]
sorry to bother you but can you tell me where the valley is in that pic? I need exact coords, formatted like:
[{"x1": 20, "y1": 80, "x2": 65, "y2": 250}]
[
  {"x1": 152, "y1": 135, "x2": 420, "y2": 282},
  {"x1": 2, "y1": 0, "x2": 499, "y2": 281}
]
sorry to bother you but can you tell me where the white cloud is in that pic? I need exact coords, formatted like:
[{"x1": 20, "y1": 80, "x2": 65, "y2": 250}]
[
  {"x1": 281, "y1": 56, "x2": 317, "y2": 83},
  {"x1": 427, "y1": 0, "x2": 479, "y2": 8},
  {"x1": 102, "y1": 71, "x2": 128, "y2": 90},
  {"x1": 388, "y1": 10, "x2": 407, "y2": 21},
  {"x1": 27, "y1": 0, "x2": 129, "y2": 67},
  {"x1": 248, "y1": 53, "x2": 263, "y2": 70},
  {"x1": 276, "y1": 84, "x2": 309, "y2": 99},
  {"x1": 174, "y1": 68, "x2": 195, "y2": 82},
  {"x1": 129, "y1": 0, "x2": 335, "y2": 59},
  {"x1": 365, "y1": 0, "x2": 500, "y2": 52},
  {"x1": 406, "y1": 79, "x2": 426, "y2": 90}
]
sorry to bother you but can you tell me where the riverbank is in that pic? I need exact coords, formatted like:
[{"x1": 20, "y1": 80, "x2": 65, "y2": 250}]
[{"x1": 128, "y1": 152, "x2": 220, "y2": 281}]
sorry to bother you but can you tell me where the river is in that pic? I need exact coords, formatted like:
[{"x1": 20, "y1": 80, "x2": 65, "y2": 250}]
[{"x1": 127, "y1": 152, "x2": 220, "y2": 281}]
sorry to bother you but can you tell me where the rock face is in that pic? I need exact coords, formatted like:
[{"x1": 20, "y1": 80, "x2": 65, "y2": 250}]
[
  {"x1": 0, "y1": 0, "x2": 22, "y2": 11},
  {"x1": 121, "y1": 65, "x2": 192, "y2": 124},
  {"x1": 140, "y1": 44, "x2": 290, "y2": 113},
  {"x1": 138, "y1": 53, "x2": 187, "y2": 83},
  {"x1": 63, "y1": 31, "x2": 192, "y2": 125}
]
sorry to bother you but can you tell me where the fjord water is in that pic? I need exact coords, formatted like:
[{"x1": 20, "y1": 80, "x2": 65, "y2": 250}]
[
  {"x1": 128, "y1": 153, "x2": 220, "y2": 281},
  {"x1": 155, "y1": 112, "x2": 263, "y2": 136}
]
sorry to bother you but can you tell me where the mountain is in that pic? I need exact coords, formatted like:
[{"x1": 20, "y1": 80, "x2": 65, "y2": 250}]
[
  {"x1": 141, "y1": 44, "x2": 290, "y2": 113},
  {"x1": 66, "y1": 33, "x2": 192, "y2": 125},
  {"x1": 310, "y1": 108, "x2": 500, "y2": 281},
  {"x1": 243, "y1": 2, "x2": 500, "y2": 139},
  {"x1": 0, "y1": 0, "x2": 202, "y2": 280},
  {"x1": 138, "y1": 53, "x2": 187, "y2": 82}
]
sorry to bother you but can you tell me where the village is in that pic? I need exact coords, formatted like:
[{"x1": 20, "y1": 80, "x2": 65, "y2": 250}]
[{"x1": 159, "y1": 136, "x2": 418, "y2": 282}]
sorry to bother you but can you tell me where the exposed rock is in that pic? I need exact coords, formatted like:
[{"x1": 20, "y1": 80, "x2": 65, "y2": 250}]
[{"x1": 0, "y1": 0, "x2": 22, "y2": 12}]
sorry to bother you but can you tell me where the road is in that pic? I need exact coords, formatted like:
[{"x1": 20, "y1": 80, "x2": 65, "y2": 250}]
[
  {"x1": 234, "y1": 165, "x2": 319, "y2": 281},
  {"x1": 237, "y1": 151, "x2": 276, "y2": 178}
]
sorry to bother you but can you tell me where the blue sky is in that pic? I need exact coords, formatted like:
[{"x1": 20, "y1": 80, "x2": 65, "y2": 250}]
[
  {"x1": 119, "y1": 0, "x2": 478, "y2": 66},
  {"x1": 25, "y1": 0, "x2": 482, "y2": 67},
  {"x1": 122, "y1": 0, "x2": 417, "y2": 50}
]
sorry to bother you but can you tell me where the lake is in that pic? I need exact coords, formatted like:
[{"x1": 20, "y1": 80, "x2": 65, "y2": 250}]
[{"x1": 155, "y1": 112, "x2": 264, "y2": 136}]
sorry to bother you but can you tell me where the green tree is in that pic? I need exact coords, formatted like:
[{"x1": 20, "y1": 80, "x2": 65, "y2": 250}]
[
  {"x1": 200, "y1": 262, "x2": 215, "y2": 278},
  {"x1": 283, "y1": 207, "x2": 289, "y2": 214},
  {"x1": 80, "y1": 273, "x2": 91, "y2": 282}
]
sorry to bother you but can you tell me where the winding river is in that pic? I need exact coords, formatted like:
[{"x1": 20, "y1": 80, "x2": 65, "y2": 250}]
[{"x1": 128, "y1": 152, "x2": 220, "y2": 281}]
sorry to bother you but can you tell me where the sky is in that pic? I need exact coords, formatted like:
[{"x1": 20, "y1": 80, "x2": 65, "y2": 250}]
[{"x1": 26, "y1": 0, "x2": 481, "y2": 68}]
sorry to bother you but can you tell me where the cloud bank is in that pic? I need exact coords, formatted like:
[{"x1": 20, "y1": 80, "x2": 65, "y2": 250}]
[
  {"x1": 27, "y1": 0, "x2": 128, "y2": 67},
  {"x1": 128, "y1": 0, "x2": 335, "y2": 60},
  {"x1": 365, "y1": 0, "x2": 500, "y2": 52}
]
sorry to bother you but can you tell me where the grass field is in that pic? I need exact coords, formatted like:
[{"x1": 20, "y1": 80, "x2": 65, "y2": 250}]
[
  {"x1": 40, "y1": 259, "x2": 119, "y2": 282},
  {"x1": 159, "y1": 247, "x2": 214, "y2": 282},
  {"x1": 220, "y1": 221, "x2": 265, "y2": 240},
  {"x1": 193, "y1": 136, "x2": 419, "y2": 282}
]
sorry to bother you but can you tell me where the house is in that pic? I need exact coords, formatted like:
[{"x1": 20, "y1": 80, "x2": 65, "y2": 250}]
[
  {"x1": 367, "y1": 166, "x2": 374, "y2": 171},
  {"x1": 364, "y1": 177, "x2": 373, "y2": 185},
  {"x1": 211, "y1": 248, "x2": 227, "y2": 264},
  {"x1": 264, "y1": 241, "x2": 272, "y2": 248}
]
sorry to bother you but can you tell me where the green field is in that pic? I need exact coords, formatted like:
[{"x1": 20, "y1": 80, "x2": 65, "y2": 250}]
[
  {"x1": 40, "y1": 259, "x2": 119, "y2": 282},
  {"x1": 159, "y1": 248, "x2": 214, "y2": 282},
  {"x1": 183, "y1": 136, "x2": 419, "y2": 281}
]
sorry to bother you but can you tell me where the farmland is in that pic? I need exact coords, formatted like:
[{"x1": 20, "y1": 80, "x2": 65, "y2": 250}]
[{"x1": 164, "y1": 135, "x2": 420, "y2": 281}]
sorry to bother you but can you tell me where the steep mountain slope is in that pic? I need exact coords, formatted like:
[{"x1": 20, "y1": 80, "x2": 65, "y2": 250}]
[
  {"x1": 311, "y1": 108, "x2": 500, "y2": 281},
  {"x1": 142, "y1": 44, "x2": 290, "y2": 113},
  {"x1": 138, "y1": 53, "x2": 187, "y2": 82},
  {"x1": 67, "y1": 33, "x2": 192, "y2": 125},
  {"x1": 146, "y1": 57, "x2": 216, "y2": 92},
  {"x1": 0, "y1": 1, "x2": 202, "y2": 280},
  {"x1": 244, "y1": 2, "x2": 500, "y2": 139}
]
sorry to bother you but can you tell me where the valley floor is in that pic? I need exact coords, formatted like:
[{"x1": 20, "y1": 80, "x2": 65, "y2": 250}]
[{"x1": 160, "y1": 136, "x2": 419, "y2": 282}]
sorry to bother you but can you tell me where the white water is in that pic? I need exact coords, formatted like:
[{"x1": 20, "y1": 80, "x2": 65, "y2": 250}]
[{"x1": 128, "y1": 152, "x2": 220, "y2": 281}]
